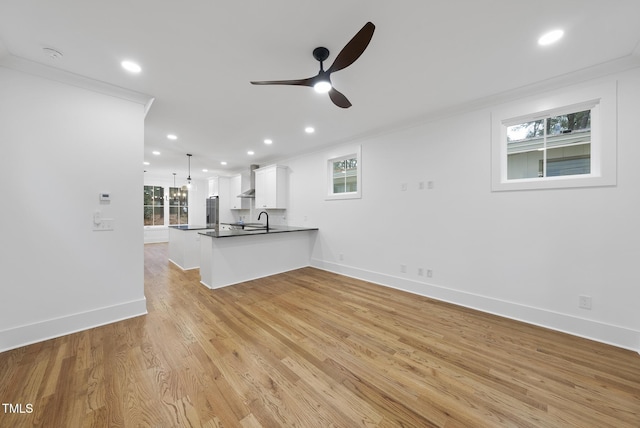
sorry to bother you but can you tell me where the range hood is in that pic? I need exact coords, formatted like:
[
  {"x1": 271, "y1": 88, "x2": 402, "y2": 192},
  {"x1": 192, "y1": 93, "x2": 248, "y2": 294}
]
[{"x1": 237, "y1": 164, "x2": 259, "y2": 198}]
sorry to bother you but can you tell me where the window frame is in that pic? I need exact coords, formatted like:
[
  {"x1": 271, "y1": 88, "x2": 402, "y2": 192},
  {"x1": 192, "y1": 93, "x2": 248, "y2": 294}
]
[
  {"x1": 326, "y1": 145, "x2": 362, "y2": 200},
  {"x1": 169, "y1": 186, "x2": 189, "y2": 225},
  {"x1": 491, "y1": 81, "x2": 617, "y2": 191},
  {"x1": 144, "y1": 184, "x2": 189, "y2": 227},
  {"x1": 143, "y1": 185, "x2": 165, "y2": 226}
]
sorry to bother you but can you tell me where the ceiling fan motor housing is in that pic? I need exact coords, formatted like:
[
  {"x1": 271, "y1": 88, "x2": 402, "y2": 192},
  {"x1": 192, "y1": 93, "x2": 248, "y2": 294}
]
[{"x1": 313, "y1": 47, "x2": 330, "y2": 63}]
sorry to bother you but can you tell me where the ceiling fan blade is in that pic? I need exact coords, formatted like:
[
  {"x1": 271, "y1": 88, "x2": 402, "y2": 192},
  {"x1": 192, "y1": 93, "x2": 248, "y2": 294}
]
[
  {"x1": 328, "y1": 88, "x2": 352, "y2": 108},
  {"x1": 327, "y1": 22, "x2": 375, "y2": 74},
  {"x1": 250, "y1": 77, "x2": 314, "y2": 87}
]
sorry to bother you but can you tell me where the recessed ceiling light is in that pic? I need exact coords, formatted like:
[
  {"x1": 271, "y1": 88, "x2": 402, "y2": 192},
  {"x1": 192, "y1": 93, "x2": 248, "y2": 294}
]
[
  {"x1": 143, "y1": 161, "x2": 150, "y2": 165},
  {"x1": 202, "y1": 169, "x2": 208, "y2": 172},
  {"x1": 121, "y1": 60, "x2": 142, "y2": 73},
  {"x1": 305, "y1": 126, "x2": 315, "y2": 134},
  {"x1": 221, "y1": 161, "x2": 227, "y2": 165},
  {"x1": 247, "y1": 150, "x2": 255, "y2": 155},
  {"x1": 152, "y1": 151, "x2": 161, "y2": 155},
  {"x1": 264, "y1": 139, "x2": 273, "y2": 145},
  {"x1": 538, "y1": 29, "x2": 564, "y2": 46},
  {"x1": 167, "y1": 134, "x2": 178, "y2": 140}
]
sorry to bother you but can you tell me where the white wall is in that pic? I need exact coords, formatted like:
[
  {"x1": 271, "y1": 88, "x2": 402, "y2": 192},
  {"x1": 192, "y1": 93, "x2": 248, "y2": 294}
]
[
  {"x1": 0, "y1": 65, "x2": 148, "y2": 352},
  {"x1": 282, "y1": 68, "x2": 640, "y2": 352}
]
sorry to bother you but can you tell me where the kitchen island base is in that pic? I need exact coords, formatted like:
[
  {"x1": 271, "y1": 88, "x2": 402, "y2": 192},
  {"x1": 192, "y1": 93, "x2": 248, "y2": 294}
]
[
  {"x1": 168, "y1": 225, "x2": 215, "y2": 270},
  {"x1": 199, "y1": 229, "x2": 317, "y2": 289}
]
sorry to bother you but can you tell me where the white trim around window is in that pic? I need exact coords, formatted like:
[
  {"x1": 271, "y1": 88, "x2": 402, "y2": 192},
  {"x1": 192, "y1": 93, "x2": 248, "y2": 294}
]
[{"x1": 491, "y1": 81, "x2": 617, "y2": 191}]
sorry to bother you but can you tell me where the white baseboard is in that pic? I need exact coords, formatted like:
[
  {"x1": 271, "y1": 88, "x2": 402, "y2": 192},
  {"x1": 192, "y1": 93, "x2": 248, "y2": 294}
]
[
  {"x1": 311, "y1": 259, "x2": 640, "y2": 353},
  {"x1": 199, "y1": 264, "x2": 310, "y2": 290},
  {"x1": 168, "y1": 258, "x2": 198, "y2": 271},
  {"x1": 0, "y1": 298, "x2": 148, "y2": 353}
]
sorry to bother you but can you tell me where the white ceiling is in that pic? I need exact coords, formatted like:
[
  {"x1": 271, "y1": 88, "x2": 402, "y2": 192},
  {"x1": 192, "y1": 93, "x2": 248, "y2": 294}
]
[{"x1": 1, "y1": 0, "x2": 640, "y2": 182}]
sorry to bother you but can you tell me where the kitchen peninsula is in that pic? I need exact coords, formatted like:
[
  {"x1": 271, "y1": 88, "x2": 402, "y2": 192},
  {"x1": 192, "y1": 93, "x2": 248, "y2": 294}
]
[
  {"x1": 168, "y1": 225, "x2": 215, "y2": 270},
  {"x1": 199, "y1": 226, "x2": 318, "y2": 289}
]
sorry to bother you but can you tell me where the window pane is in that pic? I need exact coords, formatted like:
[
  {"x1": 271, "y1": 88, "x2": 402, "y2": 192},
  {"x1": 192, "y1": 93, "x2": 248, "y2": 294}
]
[
  {"x1": 144, "y1": 207, "x2": 154, "y2": 225},
  {"x1": 168, "y1": 187, "x2": 178, "y2": 205},
  {"x1": 144, "y1": 186, "x2": 153, "y2": 205},
  {"x1": 169, "y1": 207, "x2": 179, "y2": 225},
  {"x1": 508, "y1": 151, "x2": 543, "y2": 179},
  {"x1": 346, "y1": 175, "x2": 357, "y2": 192},
  {"x1": 179, "y1": 206, "x2": 188, "y2": 225},
  {"x1": 153, "y1": 187, "x2": 164, "y2": 207},
  {"x1": 507, "y1": 119, "x2": 544, "y2": 143},
  {"x1": 153, "y1": 207, "x2": 164, "y2": 225},
  {"x1": 547, "y1": 109, "x2": 591, "y2": 136},
  {"x1": 332, "y1": 157, "x2": 357, "y2": 194},
  {"x1": 506, "y1": 110, "x2": 591, "y2": 180},
  {"x1": 546, "y1": 143, "x2": 591, "y2": 176}
]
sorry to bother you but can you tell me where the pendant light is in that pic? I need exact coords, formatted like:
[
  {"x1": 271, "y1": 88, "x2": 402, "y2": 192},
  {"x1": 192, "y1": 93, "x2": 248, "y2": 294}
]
[
  {"x1": 186, "y1": 153, "x2": 192, "y2": 189},
  {"x1": 172, "y1": 173, "x2": 177, "y2": 198}
]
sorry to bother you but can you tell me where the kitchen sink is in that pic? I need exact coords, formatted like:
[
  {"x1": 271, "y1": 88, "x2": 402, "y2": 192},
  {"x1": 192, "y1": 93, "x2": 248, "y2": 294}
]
[{"x1": 241, "y1": 225, "x2": 269, "y2": 231}]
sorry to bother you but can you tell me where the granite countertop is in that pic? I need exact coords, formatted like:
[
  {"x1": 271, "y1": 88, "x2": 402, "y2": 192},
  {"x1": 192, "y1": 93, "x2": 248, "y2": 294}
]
[
  {"x1": 168, "y1": 225, "x2": 214, "y2": 231},
  {"x1": 199, "y1": 225, "x2": 318, "y2": 238},
  {"x1": 220, "y1": 222, "x2": 265, "y2": 229}
]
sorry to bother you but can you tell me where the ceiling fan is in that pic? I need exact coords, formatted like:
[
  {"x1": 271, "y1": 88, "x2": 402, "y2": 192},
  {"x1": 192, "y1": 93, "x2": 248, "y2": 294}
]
[{"x1": 250, "y1": 22, "x2": 375, "y2": 108}]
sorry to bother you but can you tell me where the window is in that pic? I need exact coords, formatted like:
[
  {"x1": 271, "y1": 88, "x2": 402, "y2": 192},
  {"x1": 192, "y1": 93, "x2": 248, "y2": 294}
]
[
  {"x1": 333, "y1": 158, "x2": 358, "y2": 193},
  {"x1": 327, "y1": 146, "x2": 362, "y2": 199},
  {"x1": 144, "y1": 185, "x2": 189, "y2": 226},
  {"x1": 169, "y1": 187, "x2": 188, "y2": 225},
  {"x1": 143, "y1": 186, "x2": 164, "y2": 226},
  {"x1": 506, "y1": 108, "x2": 591, "y2": 179},
  {"x1": 491, "y1": 81, "x2": 617, "y2": 191}
]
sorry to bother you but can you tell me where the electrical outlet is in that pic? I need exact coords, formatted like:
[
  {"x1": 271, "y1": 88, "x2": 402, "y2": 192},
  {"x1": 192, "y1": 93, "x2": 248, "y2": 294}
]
[
  {"x1": 427, "y1": 181, "x2": 434, "y2": 189},
  {"x1": 401, "y1": 183, "x2": 408, "y2": 191},
  {"x1": 426, "y1": 269, "x2": 433, "y2": 278},
  {"x1": 418, "y1": 181, "x2": 425, "y2": 190},
  {"x1": 579, "y1": 295, "x2": 592, "y2": 310},
  {"x1": 400, "y1": 264, "x2": 407, "y2": 273},
  {"x1": 418, "y1": 268, "x2": 424, "y2": 276}
]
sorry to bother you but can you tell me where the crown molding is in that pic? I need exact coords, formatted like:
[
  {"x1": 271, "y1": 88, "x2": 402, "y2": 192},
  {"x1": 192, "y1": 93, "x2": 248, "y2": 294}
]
[{"x1": 0, "y1": 54, "x2": 155, "y2": 115}]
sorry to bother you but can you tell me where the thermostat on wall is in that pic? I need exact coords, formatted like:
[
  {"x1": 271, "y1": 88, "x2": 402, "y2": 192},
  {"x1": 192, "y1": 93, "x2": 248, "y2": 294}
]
[{"x1": 99, "y1": 192, "x2": 111, "y2": 201}]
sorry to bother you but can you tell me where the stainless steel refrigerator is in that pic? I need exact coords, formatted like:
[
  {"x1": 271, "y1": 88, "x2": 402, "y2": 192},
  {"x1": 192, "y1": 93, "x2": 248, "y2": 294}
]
[{"x1": 206, "y1": 196, "x2": 219, "y2": 229}]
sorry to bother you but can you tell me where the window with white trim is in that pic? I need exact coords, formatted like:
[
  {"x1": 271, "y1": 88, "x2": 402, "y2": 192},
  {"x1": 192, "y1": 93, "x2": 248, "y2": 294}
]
[
  {"x1": 169, "y1": 187, "x2": 189, "y2": 225},
  {"x1": 491, "y1": 81, "x2": 617, "y2": 191},
  {"x1": 143, "y1": 185, "x2": 189, "y2": 226},
  {"x1": 143, "y1": 185, "x2": 164, "y2": 226},
  {"x1": 506, "y1": 106, "x2": 592, "y2": 179},
  {"x1": 327, "y1": 146, "x2": 362, "y2": 200}
]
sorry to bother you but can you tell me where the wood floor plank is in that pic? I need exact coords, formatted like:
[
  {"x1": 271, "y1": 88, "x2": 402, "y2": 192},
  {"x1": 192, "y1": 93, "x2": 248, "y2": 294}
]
[{"x1": 1, "y1": 242, "x2": 639, "y2": 427}]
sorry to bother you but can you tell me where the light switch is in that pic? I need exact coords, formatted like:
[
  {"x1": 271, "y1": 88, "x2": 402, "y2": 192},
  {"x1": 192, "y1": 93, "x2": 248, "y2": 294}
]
[{"x1": 93, "y1": 218, "x2": 114, "y2": 231}]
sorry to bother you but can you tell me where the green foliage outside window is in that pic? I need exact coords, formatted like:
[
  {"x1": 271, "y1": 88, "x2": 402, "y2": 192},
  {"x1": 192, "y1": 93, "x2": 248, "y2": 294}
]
[{"x1": 143, "y1": 186, "x2": 164, "y2": 226}]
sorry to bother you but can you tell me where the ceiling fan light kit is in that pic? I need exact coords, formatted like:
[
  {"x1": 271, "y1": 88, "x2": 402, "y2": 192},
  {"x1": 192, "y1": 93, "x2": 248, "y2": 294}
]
[{"x1": 250, "y1": 22, "x2": 375, "y2": 108}]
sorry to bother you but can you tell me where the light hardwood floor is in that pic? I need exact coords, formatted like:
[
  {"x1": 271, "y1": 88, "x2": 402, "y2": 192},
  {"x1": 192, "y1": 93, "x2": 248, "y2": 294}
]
[{"x1": 1, "y1": 243, "x2": 639, "y2": 427}]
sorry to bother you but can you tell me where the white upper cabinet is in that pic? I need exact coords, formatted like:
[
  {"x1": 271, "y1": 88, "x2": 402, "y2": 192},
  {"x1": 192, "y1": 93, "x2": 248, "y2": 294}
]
[
  {"x1": 229, "y1": 173, "x2": 250, "y2": 210},
  {"x1": 208, "y1": 177, "x2": 219, "y2": 197},
  {"x1": 255, "y1": 165, "x2": 288, "y2": 209}
]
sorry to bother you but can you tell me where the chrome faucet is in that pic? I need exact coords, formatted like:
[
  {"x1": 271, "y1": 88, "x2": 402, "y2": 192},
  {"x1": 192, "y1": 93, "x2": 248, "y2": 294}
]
[{"x1": 258, "y1": 211, "x2": 269, "y2": 230}]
